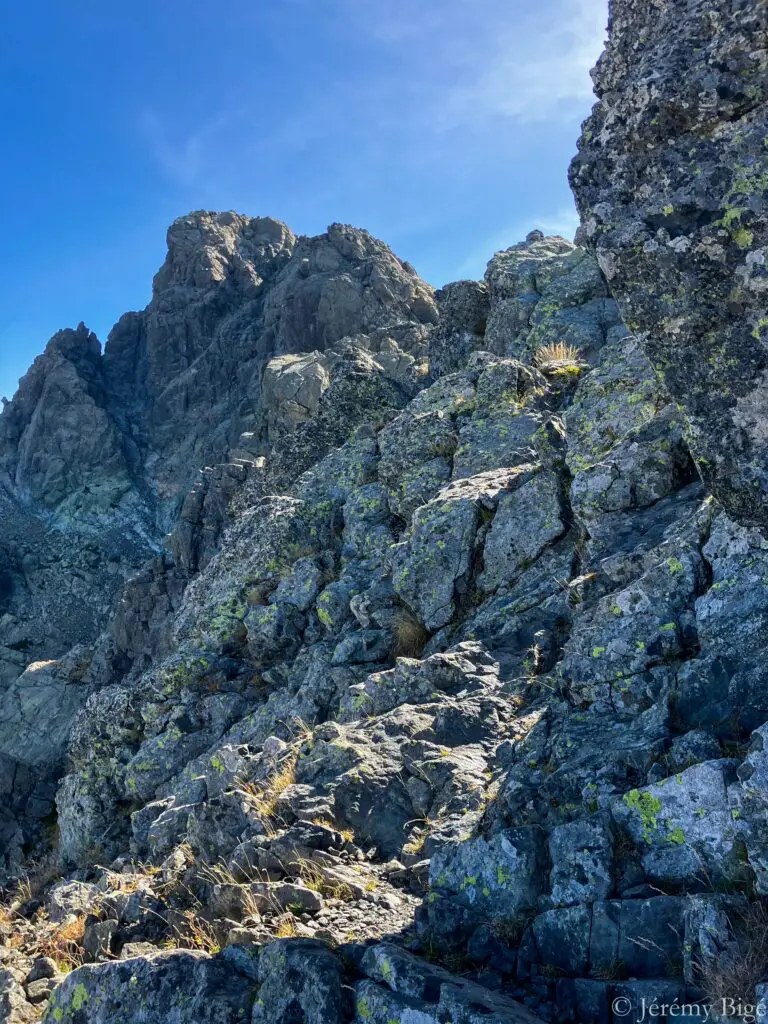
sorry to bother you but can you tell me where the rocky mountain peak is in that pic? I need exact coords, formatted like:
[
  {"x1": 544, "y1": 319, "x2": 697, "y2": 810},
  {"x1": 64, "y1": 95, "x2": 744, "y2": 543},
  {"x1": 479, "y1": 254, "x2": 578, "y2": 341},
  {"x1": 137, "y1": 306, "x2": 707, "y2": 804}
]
[
  {"x1": 0, "y1": 322, "x2": 127, "y2": 512},
  {"x1": 154, "y1": 210, "x2": 297, "y2": 295},
  {"x1": 44, "y1": 322, "x2": 101, "y2": 364}
]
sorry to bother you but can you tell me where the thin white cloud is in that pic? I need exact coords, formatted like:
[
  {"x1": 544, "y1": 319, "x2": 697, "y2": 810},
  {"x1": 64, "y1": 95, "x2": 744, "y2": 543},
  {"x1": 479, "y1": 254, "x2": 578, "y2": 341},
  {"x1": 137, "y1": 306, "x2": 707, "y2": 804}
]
[
  {"x1": 452, "y1": 0, "x2": 607, "y2": 125},
  {"x1": 138, "y1": 106, "x2": 255, "y2": 191},
  {"x1": 134, "y1": 0, "x2": 609, "y2": 281},
  {"x1": 337, "y1": 0, "x2": 607, "y2": 129}
]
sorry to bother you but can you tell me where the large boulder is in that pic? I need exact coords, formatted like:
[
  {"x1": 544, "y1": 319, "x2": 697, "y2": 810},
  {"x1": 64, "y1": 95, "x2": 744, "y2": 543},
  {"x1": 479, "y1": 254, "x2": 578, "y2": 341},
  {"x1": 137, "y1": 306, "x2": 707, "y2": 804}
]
[
  {"x1": 253, "y1": 940, "x2": 346, "y2": 1024},
  {"x1": 611, "y1": 761, "x2": 745, "y2": 889},
  {"x1": 430, "y1": 280, "x2": 490, "y2": 378},
  {"x1": 43, "y1": 951, "x2": 253, "y2": 1023},
  {"x1": 483, "y1": 234, "x2": 622, "y2": 364},
  {"x1": 428, "y1": 828, "x2": 547, "y2": 927}
]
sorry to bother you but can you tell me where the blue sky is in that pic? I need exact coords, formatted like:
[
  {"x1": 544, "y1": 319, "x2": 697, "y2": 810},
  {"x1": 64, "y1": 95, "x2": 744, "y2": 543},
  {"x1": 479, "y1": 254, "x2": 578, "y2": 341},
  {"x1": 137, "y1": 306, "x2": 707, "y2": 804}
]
[{"x1": 0, "y1": 0, "x2": 607, "y2": 399}]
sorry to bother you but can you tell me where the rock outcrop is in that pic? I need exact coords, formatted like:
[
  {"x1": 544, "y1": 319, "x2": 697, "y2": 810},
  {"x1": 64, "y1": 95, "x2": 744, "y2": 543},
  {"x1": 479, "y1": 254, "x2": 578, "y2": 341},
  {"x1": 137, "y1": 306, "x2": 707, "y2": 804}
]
[
  {"x1": 570, "y1": 0, "x2": 768, "y2": 529},
  {"x1": 2, "y1": 199, "x2": 768, "y2": 1020},
  {"x1": 104, "y1": 214, "x2": 436, "y2": 510},
  {"x1": 0, "y1": 214, "x2": 437, "y2": 892}
]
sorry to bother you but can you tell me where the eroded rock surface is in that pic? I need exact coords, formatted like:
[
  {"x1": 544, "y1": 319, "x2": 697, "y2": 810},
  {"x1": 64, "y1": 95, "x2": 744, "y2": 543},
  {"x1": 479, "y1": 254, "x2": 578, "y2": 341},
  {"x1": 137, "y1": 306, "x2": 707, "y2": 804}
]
[{"x1": 570, "y1": 0, "x2": 768, "y2": 528}]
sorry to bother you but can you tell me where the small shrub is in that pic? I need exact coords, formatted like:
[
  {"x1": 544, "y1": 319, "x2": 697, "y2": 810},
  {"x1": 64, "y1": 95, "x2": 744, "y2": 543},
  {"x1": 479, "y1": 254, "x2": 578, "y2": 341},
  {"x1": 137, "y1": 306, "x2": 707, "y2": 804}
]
[{"x1": 392, "y1": 608, "x2": 430, "y2": 660}]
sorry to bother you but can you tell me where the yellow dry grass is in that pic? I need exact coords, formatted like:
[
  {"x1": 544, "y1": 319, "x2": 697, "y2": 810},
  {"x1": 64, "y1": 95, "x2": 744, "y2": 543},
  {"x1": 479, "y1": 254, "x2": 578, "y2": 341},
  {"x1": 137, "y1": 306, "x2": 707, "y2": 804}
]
[{"x1": 311, "y1": 818, "x2": 354, "y2": 843}]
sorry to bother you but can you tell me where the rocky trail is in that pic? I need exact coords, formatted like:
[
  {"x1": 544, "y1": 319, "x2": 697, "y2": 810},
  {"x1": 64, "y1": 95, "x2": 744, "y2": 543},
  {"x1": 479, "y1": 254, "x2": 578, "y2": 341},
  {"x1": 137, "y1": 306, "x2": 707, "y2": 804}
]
[{"x1": 2, "y1": 2, "x2": 768, "y2": 1022}]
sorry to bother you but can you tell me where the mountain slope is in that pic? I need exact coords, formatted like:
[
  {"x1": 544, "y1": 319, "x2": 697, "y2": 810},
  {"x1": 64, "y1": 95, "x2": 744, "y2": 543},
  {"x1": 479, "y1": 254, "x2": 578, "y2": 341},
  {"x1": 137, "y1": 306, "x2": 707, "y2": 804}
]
[{"x1": 4, "y1": 223, "x2": 762, "y2": 1024}]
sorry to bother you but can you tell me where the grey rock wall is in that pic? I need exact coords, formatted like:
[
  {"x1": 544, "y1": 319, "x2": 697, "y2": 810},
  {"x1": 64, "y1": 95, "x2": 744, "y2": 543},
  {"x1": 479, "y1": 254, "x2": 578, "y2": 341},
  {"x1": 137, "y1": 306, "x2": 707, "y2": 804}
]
[{"x1": 570, "y1": 0, "x2": 768, "y2": 528}]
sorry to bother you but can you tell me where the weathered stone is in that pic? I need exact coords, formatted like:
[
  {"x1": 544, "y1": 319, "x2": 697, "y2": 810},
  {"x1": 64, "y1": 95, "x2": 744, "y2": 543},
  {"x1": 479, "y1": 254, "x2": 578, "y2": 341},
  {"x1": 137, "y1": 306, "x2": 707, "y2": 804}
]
[
  {"x1": 43, "y1": 951, "x2": 253, "y2": 1023},
  {"x1": 571, "y1": 0, "x2": 768, "y2": 528},
  {"x1": 612, "y1": 761, "x2": 743, "y2": 889},
  {"x1": 430, "y1": 281, "x2": 490, "y2": 378},
  {"x1": 253, "y1": 940, "x2": 346, "y2": 1024},
  {"x1": 428, "y1": 829, "x2": 546, "y2": 925},
  {"x1": 479, "y1": 471, "x2": 566, "y2": 592},
  {"x1": 392, "y1": 471, "x2": 514, "y2": 630},
  {"x1": 531, "y1": 905, "x2": 592, "y2": 976},
  {"x1": 548, "y1": 815, "x2": 613, "y2": 908},
  {"x1": 484, "y1": 234, "x2": 620, "y2": 364}
]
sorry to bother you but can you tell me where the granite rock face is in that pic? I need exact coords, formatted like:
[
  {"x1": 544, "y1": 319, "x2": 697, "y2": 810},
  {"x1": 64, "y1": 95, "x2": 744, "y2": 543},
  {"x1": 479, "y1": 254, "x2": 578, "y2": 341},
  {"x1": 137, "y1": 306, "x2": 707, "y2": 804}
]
[
  {"x1": 430, "y1": 232, "x2": 625, "y2": 378},
  {"x1": 0, "y1": 325, "x2": 133, "y2": 512},
  {"x1": 570, "y1": 0, "x2": 768, "y2": 528}
]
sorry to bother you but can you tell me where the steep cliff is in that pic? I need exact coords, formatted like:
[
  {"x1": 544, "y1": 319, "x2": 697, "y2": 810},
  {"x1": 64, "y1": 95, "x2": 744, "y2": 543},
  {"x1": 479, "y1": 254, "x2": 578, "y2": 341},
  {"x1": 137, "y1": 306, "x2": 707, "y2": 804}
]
[
  {"x1": 570, "y1": 0, "x2": 768, "y2": 528},
  {"x1": 0, "y1": 214, "x2": 436, "y2": 688}
]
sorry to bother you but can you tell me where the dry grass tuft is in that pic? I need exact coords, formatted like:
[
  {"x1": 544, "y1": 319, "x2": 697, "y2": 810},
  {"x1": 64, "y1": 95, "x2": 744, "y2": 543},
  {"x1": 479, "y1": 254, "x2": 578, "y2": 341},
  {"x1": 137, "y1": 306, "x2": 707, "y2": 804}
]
[
  {"x1": 392, "y1": 607, "x2": 430, "y2": 660},
  {"x1": 199, "y1": 861, "x2": 266, "y2": 919},
  {"x1": 534, "y1": 342, "x2": 584, "y2": 376},
  {"x1": 402, "y1": 831, "x2": 427, "y2": 857},
  {"x1": 237, "y1": 750, "x2": 299, "y2": 824},
  {"x1": 296, "y1": 859, "x2": 354, "y2": 902},
  {"x1": 274, "y1": 915, "x2": 298, "y2": 938},
  {"x1": 38, "y1": 914, "x2": 88, "y2": 972},
  {"x1": 176, "y1": 910, "x2": 221, "y2": 954},
  {"x1": 534, "y1": 341, "x2": 581, "y2": 365},
  {"x1": 592, "y1": 959, "x2": 629, "y2": 982},
  {"x1": 698, "y1": 900, "x2": 768, "y2": 1007},
  {"x1": 311, "y1": 818, "x2": 354, "y2": 843}
]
